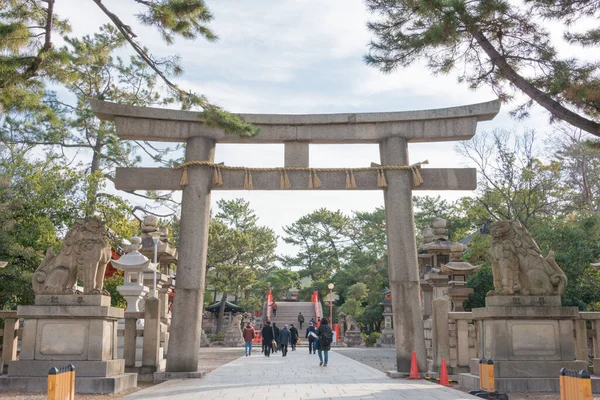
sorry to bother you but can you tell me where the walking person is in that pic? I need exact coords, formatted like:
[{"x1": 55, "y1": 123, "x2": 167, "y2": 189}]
[
  {"x1": 289, "y1": 324, "x2": 299, "y2": 351},
  {"x1": 305, "y1": 321, "x2": 318, "y2": 354},
  {"x1": 279, "y1": 324, "x2": 290, "y2": 357},
  {"x1": 242, "y1": 322, "x2": 255, "y2": 357},
  {"x1": 297, "y1": 312, "x2": 305, "y2": 329},
  {"x1": 261, "y1": 321, "x2": 274, "y2": 357},
  {"x1": 316, "y1": 317, "x2": 333, "y2": 367},
  {"x1": 272, "y1": 322, "x2": 280, "y2": 353},
  {"x1": 272, "y1": 301, "x2": 278, "y2": 317}
]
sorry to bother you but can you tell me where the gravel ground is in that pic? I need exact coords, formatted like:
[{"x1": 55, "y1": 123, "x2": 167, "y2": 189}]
[{"x1": 0, "y1": 347, "x2": 243, "y2": 400}]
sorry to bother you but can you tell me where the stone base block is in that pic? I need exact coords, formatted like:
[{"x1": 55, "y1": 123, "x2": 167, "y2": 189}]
[
  {"x1": 459, "y1": 373, "x2": 600, "y2": 393},
  {"x1": 594, "y1": 358, "x2": 600, "y2": 375},
  {"x1": 485, "y1": 296, "x2": 561, "y2": 308},
  {"x1": 8, "y1": 359, "x2": 124, "y2": 377},
  {"x1": 35, "y1": 294, "x2": 111, "y2": 307},
  {"x1": 153, "y1": 370, "x2": 206, "y2": 382},
  {"x1": 468, "y1": 358, "x2": 587, "y2": 378},
  {"x1": 0, "y1": 373, "x2": 137, "y2": 394},
  {"x1": 344, "y1": 331, "x2": 364, "y2": 347},
  {"x1": 386, "y1": 370, "x2": 427, "y2": 379},
  {"x1": 386, "y1": 370, "x2": 407, "y2": 378},
  {"x1": 125, "y1": 359, "x2": 166, "y2": 382}
]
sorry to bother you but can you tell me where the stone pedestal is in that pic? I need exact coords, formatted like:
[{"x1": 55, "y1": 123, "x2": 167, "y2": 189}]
[
  {"x1": 459, "y1": 296, "x2": 590, "y2": 392},
  {"x1": 343, "y1": 330, "x2": 364, "y2": 347},
  {"x1": 0, "y1": 295, "x2": 136, "y2": 394},
  {"x1": 200, "y1": 329, "x2": 210, "y2": 348},
  {"x1": 376, "y1": 313, "x2": 395, "y2": 347},
  {"x1": 224, "y1": 317, "x2": 244, "y2": 347},
  {"x1": 446, "y1": 286, "x2": 473, "y2": 312}
]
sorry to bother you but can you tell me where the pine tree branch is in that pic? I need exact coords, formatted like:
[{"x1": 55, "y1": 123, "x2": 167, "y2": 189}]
[
  {"x1": 24, "y1": 0, "x2": 55, "y2": 79},
  {"x1": 92, "y1": 0, "x2": 193, "y2": 100},
  {"x1": 471, "y1": 30, "x2": 600, "y2": 137}
]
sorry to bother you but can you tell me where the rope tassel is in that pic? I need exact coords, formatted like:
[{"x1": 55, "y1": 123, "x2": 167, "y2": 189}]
[
  {"x1": 212, "y1": 166, "x2": 223, "y2": 186},
  {"x1": 308, "y1": 170, "x2": 314, "y2": 189},
  {"x1": 377, "y1": 169, "x2": 388, "y2": 188},
  {"x1": 346, "y1": 170, "x2": 357, "y2": 189},
  {"x1": 313, "y1": 170, "x2": 322, "y2": 188},
  {"x1": 411, "y1": 166, "x2": 424, "y2": 187},
  {"x1": 180, "y1": 166, "x2": 189, "y2": 186},
  {"x1": 244, "y1": 169, "x2": 254, "y2": 190},
  {"x1": 279, "y1": 169, "x2": 292, "y2": 189}
]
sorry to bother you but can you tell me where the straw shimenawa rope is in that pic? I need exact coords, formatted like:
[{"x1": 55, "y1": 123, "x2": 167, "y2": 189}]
[{"x1": 174, "y1": 160, "x2": 429, "y2": 189}]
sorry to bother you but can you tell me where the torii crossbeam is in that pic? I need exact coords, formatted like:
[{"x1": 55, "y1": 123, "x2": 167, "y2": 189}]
[{"x1": 91, "y1": 99, "x2": 500, "y2": 374}]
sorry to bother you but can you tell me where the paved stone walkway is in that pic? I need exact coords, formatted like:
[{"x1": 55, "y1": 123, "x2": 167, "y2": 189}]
[{"x1": 121, "y1": 348, "x2": 479, "y2": 400}]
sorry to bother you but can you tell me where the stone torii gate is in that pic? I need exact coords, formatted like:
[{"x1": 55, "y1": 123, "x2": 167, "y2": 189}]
[{"x1": 90, "y1": 98, "x2": 500, "y2": 374}]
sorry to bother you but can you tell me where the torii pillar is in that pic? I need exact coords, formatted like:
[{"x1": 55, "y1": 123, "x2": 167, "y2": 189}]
[{"x1": 90, "y1": 98, "x2": 500, "y2": 374}]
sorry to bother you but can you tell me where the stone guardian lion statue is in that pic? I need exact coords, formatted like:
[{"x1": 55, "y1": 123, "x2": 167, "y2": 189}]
[
  {"x1": 487, "y1": 220, "x2": 567, "y2": 296},
  {"x1": 32, "y1": 219, "x2": 112, "y2": 295}
]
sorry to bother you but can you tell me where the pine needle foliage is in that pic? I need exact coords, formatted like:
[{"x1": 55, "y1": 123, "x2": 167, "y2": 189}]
[
  {"x1": 365, "y1": 0, "x2": 600, "y2": 137},
  {"x1": 0, "y1": 0, "x2": 257, "y2": 137}
]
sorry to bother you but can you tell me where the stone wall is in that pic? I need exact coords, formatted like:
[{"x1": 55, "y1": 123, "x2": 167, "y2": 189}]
[
  {"x1": 424, "y1": 318, "x2": 433, "y2": 361},
  {"x1": 447, "y1": 313, "x2": 477, "y2": 372}
]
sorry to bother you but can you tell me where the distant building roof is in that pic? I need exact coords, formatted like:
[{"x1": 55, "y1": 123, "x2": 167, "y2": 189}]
[{"x1": 204, "y1": 301, "x2": 244, "y2": 313}]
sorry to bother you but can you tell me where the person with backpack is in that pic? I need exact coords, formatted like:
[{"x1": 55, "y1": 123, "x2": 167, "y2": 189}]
[
  {"x1": 305, "y1": 321, "x2": 318, "y2": 354},
  {"x1": 316, "y1": 317, "x2": 333, "y2": 366}
]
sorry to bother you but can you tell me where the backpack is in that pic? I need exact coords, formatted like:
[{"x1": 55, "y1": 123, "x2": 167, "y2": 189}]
[{"x1": 319, "y1": 328, "x2": 333, "y2": 346}]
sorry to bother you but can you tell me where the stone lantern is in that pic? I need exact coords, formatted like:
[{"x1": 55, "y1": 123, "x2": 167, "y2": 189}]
[
  {"x1": 419, "y1": 217, "x2": 479, "y2": 312},
  {"x1": 139, "y1": 216, "x2": 177, "y2": 325},
  {"x1": 440, "y1": 261, "x2": 481, "y2": 311},
  {"x1": 376, "y1": 289, "x2": 395, "y2": 347},
  {"x1": 111, "y1": 237, "x2": 157, "y2": 313}
]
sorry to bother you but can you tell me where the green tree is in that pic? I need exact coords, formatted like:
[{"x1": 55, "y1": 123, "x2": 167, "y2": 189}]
[
  {"x1": 0, "y1": 147, "x2": 83, "y2": 309},
  {"x1": 365, "y1": 0, "x2": 600, "y2": 136},
  {"x1": 414, "y1": 195, "x2": 477, "y2": 245},
  {"x1": 338, "y1": 282, "x2": 369, "y2": 322},
  {"x1": 0, "y1": 0, "x2": 256, "y2": 136},
  {"x1": 265, "y1": 268, "x2": 300, "y2": 301},
  {"x1": 532, "y1": 214, "x2": 600, "y2": 310},
  {"x1": 206, "y1": 199, "x2": 277, "y2": 332},
  {"x1": 281, "y1": 209, "x2": 351, "y2": 281},
  {"x1": 2, "y1": 25, "x2": 186, "y2": 215}
]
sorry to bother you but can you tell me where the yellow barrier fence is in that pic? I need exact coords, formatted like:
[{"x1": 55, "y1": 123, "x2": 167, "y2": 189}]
[
  {"x1": 48, "y1": 364, "x2": 75, "y2": 400},
  {"x1": 479, "y1": 359, "x2": 495, "y2": 392},
  {"x1": 560, "y1": 368, "x2": 592, "y2": 400}
]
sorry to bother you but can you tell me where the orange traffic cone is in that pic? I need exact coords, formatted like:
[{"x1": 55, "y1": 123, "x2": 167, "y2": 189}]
[
  {"x1": 408, "y1": 351, "x2": 421, "y2": 379},
  {"x1": 440, "y1": 358, "x2": 450, "y2": 386}
]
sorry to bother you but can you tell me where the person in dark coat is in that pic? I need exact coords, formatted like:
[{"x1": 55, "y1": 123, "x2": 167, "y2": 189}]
[
  {"x1": 297, "y1": 312, "x2": 305, "y2": 329},
  {"x1": 261, "y1": 321, "x2": 274, "y2": 357},
  {"x1": 305, "y1": 321, "x2": 318, "y2": 354},
  {"x1": 272, "y1": 322, "x2": 280, "y2": 353},
  {"x1": 279, "y1": 324, "x2": 290, "y2": 357},
  {"x1": 316, "y1": 317, "x2": 333, "y2": 366},
  {"x1": 289, "y1": 324, "x2": 299, "y2": 351}
]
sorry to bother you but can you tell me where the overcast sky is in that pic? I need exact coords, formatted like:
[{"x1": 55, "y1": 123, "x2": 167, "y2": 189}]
[{"x1": 55, "y1": 0, "x2": 556, "y2": 256}]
